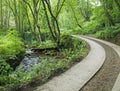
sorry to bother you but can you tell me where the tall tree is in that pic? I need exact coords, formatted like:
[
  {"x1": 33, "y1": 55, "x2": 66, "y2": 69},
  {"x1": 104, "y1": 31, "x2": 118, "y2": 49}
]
[
  {"x1": 42, "y1": 0, "x2": 65, "y2": 47},
  {"x1": 0, "y1": 0, "x2": 3, "y2": 28},
  {"x1": 78, "y1": 0, "x2": 91, "y2": 21},
  {"x1": 101, "y1": 0, "x2": 115, "y2": 26},
  {"x1": 68, "y1": 1, "x2": 83, "y2": 29},
  {"x1": 23, "y1": 0, "x2": 42, "y2": 42},
  {"x1": 114, "y1": 0, "x2": 120, "y2": 12}
]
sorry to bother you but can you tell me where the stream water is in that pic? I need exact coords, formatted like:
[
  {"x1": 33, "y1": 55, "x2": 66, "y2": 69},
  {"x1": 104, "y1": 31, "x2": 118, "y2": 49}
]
[{"x1": 15, "y1": 49, "x2": 40, "y2": 72}]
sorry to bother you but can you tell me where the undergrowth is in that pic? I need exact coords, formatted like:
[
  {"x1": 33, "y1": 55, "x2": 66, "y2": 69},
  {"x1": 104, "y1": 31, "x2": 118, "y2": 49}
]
[{"x1": 0, "y1": 35, "x2": 88, "y2": 91}]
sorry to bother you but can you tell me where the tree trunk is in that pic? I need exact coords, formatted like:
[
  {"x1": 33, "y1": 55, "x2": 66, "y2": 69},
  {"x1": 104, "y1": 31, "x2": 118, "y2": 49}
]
[
  {"x1": 114, "y1": 0, "x2": 120, "y2": 11},
  {"x1": 103, "y1": 2, "x2": 115, "y2": 26},
  {"x1": 42, "y1": 0, "x2": 57, "y2": 41},
  {"x1": 43, "y1": 0, "x2": 61, "y2": 47},
  {"x1": 0, "y1": 0, "x2": 3, "y2": 28},
  {"x1": 70, "y1": 4, "x2": 83, "y2": 29},
  {"x1": 85, "y1": 0, "x2": 90, "y2": 21}
]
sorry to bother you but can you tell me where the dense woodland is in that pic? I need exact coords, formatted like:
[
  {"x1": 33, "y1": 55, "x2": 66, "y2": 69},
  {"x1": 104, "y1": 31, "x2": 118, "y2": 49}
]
[{"x1": 0, "y1": 0, "x2": 120, "y2": 90}]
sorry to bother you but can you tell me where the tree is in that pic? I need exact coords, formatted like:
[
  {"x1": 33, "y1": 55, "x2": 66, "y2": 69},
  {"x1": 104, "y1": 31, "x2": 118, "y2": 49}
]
[
  {"x1": 0, "y1": 0, "x2": 10, "y2": 29},
  {"x1": 0, "y1": 0, "x2": 3, "y2": 28},
  {"x1": 23, "y1": 0, "x2": 42, "y2": 42},
  {"x1": 68, "y1": 0, "x2": 83, "y2": 29},
  {"x1": 114, "y1": 0, "x2": 120, "y2": 12},
  {"x1": 6, "y1": 0, "x2": 25, "y2": 36},
  {"x1": 78, "y1": 0, "x2": 91, "y2": 21},
  {"x1": 42, "y1": 0, "x2": 65, "y2": 47},
  {"x1": 101, "y1": 0, "x2": 115, "y2": 26}
]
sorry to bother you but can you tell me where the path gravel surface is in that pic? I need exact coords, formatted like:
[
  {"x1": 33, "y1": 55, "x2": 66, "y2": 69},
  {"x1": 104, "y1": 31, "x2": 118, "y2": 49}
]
[{"x1": 80, "y1": 37, "x2": 120, "y2": 91}]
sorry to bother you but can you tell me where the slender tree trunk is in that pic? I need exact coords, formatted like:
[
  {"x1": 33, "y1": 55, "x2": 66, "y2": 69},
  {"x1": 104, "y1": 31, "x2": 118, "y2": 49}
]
[
  {"x1": 103, "y1": 3, "x2": 115, "y2": 26},
  {"x1": 114, "y1": 0, "x2": 120, "y2": 11},
  {"x1": 13, "y1": 0, "x2": 20, "y2": 31},
  {"x1": 55, "y1": 0, "x2": 66, "y2": 18},
  {"x1": 7, "y1": 9, "x2": 10, "y2": 28},
  {"x1": 23, "y1": 0, "x2": 42, "y2": 42},
  {"x1": 0, "y1": 0, "x2": 3, "y2": 28},
  {"x1": 70, "y1": 4, "x2": 83, "y2": 29},
  {"x1": 43, "y1": 0, "x2": 61, "y2": 47},
  {"x1": 24, "y1": 3, "x2": 32, "y2": 31},
  {"x1": 42, "y1": 0, "x2": 57, "y2": 41},
  {"x1": 33, "y1": 0, "x2": 42, "y2": 42},
  {"x1": 86, "y1": 0, "x2": 90, "y2": 21}
]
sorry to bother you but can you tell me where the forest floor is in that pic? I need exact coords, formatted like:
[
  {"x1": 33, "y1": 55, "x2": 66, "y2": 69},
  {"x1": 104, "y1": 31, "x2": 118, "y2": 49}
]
[{"x1": 80, "y1": 38, "x2": 120, "y2": 91}]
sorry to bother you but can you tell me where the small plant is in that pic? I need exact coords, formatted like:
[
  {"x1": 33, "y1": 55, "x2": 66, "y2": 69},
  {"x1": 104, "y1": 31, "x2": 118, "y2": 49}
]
[
  {"x1": 0, "y1": 61, "x2": 13, "y2": 86},
  {"x1": 0, "y1": 61, "x2": 13, "y2": 76},
  {"x1": 38, "y1": 40, "x2": 56, "y2": 49}
]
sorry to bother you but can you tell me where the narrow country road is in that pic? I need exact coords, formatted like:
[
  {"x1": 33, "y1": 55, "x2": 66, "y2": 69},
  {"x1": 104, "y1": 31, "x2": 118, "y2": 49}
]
[{"x1": 31, "y1": 35, "x2": 120, "y2": 91}]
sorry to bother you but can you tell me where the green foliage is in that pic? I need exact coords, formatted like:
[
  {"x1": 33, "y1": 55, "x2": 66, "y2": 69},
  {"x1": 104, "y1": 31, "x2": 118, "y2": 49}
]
[
  {"x1": 60, "y1": 35, "x2": 83, "y2": 49},
  {"x1": 23, "y1": 31, "x2": 37, "y2": 45},
  {"x1": 0, "y1": 30, "x2": 25, "y2": 60},
  {"x1": 0, "y1": 61, "x2": 14, "y2": 86},
  {"x1": 0, "y1": 75, "x2": 14, "y2": 86},
  {"x1": 0, "y1": 30, "x2": 25, "y2": 87},
  {"x1": 0, "y1": 36, "x2": 88, "y2": 90},
  {"x1": 41, "y1": 30, "x2": 53, "y2": 41},
  {"x1": 96, "y1": 29, "x2": 112, "y2": 39},
  {"x1": 96, "y1": 24, "x2": 120, "y2": 39},
  {"x1": 0, "y1": 61, "x2": 13, "y2": 76},
  {"x1": 38, "y1": 40, "x2": 56, "y2": 49},
  {"x1": 60, "y1": 35, "x2": 73, "y2": 48},
  {"x1": 61, "y1": 29, "x2": 73, "y2": 35}
]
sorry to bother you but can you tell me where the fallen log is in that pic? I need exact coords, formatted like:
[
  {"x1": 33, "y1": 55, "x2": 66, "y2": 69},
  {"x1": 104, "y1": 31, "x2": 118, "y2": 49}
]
[{"x1": 31, "y1": 47, "x2": 59, "y2": 53}]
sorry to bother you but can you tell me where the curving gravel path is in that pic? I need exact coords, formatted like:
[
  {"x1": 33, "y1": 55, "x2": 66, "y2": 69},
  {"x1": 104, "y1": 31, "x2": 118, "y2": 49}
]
[{"x1": 80, "y1": 36, "x2": 120, "y2": 91}]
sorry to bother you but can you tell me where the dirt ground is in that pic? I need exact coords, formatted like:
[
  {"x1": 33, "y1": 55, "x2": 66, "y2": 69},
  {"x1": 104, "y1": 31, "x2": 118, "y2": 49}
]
[{"x1": 80, "y1": 40, "x2": 120, "y2": 91}]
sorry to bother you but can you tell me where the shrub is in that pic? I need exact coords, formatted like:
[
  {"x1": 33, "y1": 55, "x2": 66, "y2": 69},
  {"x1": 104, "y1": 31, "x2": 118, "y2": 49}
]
[
  {"x1": 0, "y1": 30, "x2": 25, "y2": 60},
  {"x1": 0, "y1": 61, "x2": 13, "y2": 76},
  {"x1": 96, "y1": 24, "x2": 120, "y2": 40},
  {"x1": 96, "y1": 29, "x2": 112, "y2": 39},
  {"x1": 38, "y1": 40, "x2": 56, "y2": 49},
  {"x1": 60, "y1": 35, "x2": 82, "y2": 49}
]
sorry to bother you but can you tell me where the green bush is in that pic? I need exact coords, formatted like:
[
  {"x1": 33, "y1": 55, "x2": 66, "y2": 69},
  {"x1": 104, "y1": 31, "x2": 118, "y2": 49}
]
[
  {"x1": 96, "y1": 24, "x2": 120, "y2": 40},
  {"x1": 0, "y1": 61, "x2": 13, "y2": 86},
  {"x1": 0, "y1": 30, "x2": 25, "y2": 85},
  {"x1": 0, "y1": 30, "x2": 25, "y2": 60},
  {"x1": 0, "y1": 61, "x2": 13, "y2": 76},
  {"x1": 60, "y1": 35, "x2": 82, "y2": 49},
  {"x1": 96, "y1": 29, "x2": 112, "y2": 39},
  {"x1": 38, "y1": 40, "x2": 56, "y2": 49}
]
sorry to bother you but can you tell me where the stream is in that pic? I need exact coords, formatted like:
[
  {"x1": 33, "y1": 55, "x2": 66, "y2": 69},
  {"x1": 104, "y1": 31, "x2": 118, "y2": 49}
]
[{"x1": 15, "y1": 49, "x2": 41, "y2": 72}]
